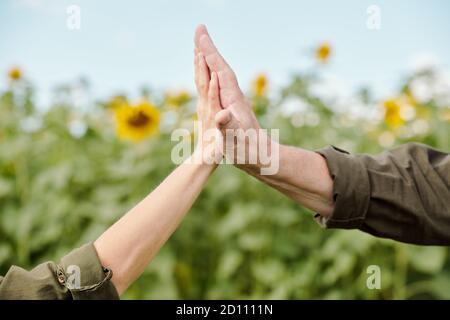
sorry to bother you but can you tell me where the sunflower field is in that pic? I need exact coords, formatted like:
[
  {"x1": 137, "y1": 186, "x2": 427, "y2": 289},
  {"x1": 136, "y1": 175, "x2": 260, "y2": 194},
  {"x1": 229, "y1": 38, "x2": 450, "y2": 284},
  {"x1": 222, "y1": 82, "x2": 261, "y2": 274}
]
[{"x1": 1, "y1": 47, "x2": 450, "y2": 299}]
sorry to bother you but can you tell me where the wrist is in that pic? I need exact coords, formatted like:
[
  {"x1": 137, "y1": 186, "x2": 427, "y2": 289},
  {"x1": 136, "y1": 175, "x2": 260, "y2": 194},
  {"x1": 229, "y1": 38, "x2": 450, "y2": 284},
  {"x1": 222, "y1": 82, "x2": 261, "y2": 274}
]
[
  {"x1": 238, "y1": 138, "x2": 281, "y2": 177},
  {"x1": 190, "y1": 147, "x2": 219, "y2": 170}
]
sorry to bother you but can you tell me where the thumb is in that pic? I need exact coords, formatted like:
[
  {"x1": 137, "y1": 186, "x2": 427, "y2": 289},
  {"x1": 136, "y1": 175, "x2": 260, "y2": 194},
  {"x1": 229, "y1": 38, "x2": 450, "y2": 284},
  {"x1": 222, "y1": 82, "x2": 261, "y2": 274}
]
[{"x1": 215, "y1": 109, "x2": 239, "y2": 130}]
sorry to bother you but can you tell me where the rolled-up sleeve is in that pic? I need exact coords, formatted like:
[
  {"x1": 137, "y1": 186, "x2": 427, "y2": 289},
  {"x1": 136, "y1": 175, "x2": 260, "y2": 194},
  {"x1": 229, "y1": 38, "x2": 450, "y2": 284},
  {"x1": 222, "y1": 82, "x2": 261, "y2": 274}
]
[
  {"x1": 0, "y1": 243, "x2": 119, "y2": 300},
  {"x1": 315, "y1": 142, "x2": 450, "y2": 245}
]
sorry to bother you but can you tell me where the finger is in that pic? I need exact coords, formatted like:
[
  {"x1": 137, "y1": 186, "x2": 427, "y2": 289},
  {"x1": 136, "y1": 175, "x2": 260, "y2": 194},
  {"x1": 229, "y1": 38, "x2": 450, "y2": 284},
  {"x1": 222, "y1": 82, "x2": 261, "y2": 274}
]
[
  {"x1": 215, "y1": 109, "x2": 230, "y2": 127},
  {"x1": 217, "y1": 71, "x2": 244, "y2": 107},
  {"x1": 194, "y1": 24, "x2": 209, "y2": 49},
  {"x1": 198, "y1": 34, "x2": 239, "y2": 91},
  {"x1": 194, "y1": 52, "x2": 199, "y2": 89},
  {"x1": 215, "y1": 109, "x2": 239, "y2": 130},
  {"x1": 195, "y1": 25, "x2": 244, "y2": 107},
  {"x1": 197, "y1": 53, "x2": 210, "y2": 97},
  {"x1": 195, "y1": 25, "x2": 224, "y2": 71},
  {"x1": 200, "y1": 37, "x2": 241, "y2": 107},
  {"x1": 195, "y1": 25, "x2": 239, "y2": 83},
  {"x1": 208, "y1": 72, "x2": 221, "y2": 112},
  {"x1": 198, "y1": 53, "x2": 211, "y2": 94},
  {"x1": 198, "y1": 34, "x2": 229, "y2": 72}
]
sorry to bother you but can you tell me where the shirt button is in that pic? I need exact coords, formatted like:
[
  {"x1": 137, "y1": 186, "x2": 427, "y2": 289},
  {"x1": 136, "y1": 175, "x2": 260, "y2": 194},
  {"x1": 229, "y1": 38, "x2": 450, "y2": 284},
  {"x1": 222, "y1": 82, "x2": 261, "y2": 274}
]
[{"x1": 57, "y1": 270, "x2": 66, "y2": 285}]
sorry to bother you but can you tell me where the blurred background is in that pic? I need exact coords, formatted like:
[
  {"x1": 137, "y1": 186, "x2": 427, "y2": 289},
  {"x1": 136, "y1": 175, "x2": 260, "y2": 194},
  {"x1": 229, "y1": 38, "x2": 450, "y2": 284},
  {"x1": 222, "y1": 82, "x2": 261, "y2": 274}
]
[{"x1": 0, "y1": 0, "x2": 450, "y2": 299}]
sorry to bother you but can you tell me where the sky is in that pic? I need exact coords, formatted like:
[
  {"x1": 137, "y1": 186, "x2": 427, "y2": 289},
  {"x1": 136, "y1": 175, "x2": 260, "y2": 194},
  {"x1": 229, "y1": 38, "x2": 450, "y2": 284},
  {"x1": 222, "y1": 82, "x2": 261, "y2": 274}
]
[{"x1": 1, "y1": 0, "x2": 450, "y2": 107}]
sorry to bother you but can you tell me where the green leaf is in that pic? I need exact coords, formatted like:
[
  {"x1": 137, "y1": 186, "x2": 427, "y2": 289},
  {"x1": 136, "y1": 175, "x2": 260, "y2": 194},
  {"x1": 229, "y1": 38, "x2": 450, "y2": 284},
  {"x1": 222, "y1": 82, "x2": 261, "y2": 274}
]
[{"x1": 408, "y1": 246, "x2": 447, "y2": 274}]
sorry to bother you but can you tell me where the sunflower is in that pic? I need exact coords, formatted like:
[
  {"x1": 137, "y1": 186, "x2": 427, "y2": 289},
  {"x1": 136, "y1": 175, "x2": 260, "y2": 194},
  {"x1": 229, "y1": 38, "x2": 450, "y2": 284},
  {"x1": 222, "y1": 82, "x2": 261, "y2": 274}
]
[
  {"x1": 165, "y1": 90, "x2": 191, "y2": 108},
  {"x1": 383, "y1": 99, "x2": 404, "y2": 128},
  {"x1": 115, "y1": 100, "x2": 160, "y2": 142},
  {"x1": 8, "y1": 67, "x2": 22, "y2": 81},
  {"x1": 252, "y1": 74, "x2": 268, "y2": 97},
  {"x1": 316, "y1": 42, "x2": 331, "y2": 63}
]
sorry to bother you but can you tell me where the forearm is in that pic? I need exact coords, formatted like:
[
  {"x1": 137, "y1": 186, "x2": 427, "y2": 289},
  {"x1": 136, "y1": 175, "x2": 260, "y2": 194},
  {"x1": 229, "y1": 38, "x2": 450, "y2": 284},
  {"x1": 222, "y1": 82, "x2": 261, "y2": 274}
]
[
  {"x1": 94, "y1": 152, "x2": 216, "y2": 295},
  {"x1": 242, "y1": 143, "x2": 334, "y2": 217}
]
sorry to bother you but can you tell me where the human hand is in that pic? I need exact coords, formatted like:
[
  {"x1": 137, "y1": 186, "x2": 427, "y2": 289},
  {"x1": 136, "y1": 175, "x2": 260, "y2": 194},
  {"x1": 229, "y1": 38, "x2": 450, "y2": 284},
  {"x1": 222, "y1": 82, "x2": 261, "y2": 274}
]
[
  {"x1": 193, "y1": 50, "x2": 223, "y2": 165},
  {"x1": 193, "y1": 25, "x2": 332, "y2": 216},
  {"x1": 194, "y1": 25, "x2": 277, "y2": 174}
]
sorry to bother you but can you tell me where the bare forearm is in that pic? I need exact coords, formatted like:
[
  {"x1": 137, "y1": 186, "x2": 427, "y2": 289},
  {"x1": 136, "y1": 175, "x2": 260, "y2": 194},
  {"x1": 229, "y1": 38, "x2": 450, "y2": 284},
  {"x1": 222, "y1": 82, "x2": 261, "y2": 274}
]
[
  {"x1": 94, "y1": 152, "x2": 215, "y2": 295},
  {"x1": 243, "y1": 143, "x2": 334, "y2": 216}
]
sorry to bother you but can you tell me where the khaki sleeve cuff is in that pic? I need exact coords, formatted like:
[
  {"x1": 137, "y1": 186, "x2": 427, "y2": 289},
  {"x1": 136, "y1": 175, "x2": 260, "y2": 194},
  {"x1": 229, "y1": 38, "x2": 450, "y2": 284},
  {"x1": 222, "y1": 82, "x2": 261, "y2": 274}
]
[
  {"x1": 314, "y1": 145, "x2": 371, "y2": 229},
  {"x1": 58, "y1": 243, "x2": 119, "y2": 300}
]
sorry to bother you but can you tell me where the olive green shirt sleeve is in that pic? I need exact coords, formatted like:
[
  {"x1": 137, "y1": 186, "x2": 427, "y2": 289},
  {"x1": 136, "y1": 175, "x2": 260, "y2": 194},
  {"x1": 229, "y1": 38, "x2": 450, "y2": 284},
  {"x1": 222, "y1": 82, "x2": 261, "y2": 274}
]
[
  {"x1": 0, "y1": 243, "x2": 119, "y2": 300},
  {"x1": 315, "y1": 142, "x2": 450, "y2": 245}
]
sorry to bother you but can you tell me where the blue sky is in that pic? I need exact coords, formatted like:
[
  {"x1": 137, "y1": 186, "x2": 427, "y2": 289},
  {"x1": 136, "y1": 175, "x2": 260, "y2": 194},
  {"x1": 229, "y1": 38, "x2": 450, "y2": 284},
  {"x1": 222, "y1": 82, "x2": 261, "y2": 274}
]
[{"x1": 1, "y1": 0, "x2": 450, "y2": 107}]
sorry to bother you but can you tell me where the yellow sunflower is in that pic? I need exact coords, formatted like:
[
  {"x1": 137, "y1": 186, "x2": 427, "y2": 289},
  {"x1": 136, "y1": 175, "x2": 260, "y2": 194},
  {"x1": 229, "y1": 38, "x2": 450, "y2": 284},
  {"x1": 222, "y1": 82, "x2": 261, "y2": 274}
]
[
  {"x1": 165, "y1": 90, "x2": 191, "y2": 108},
  {"x1": 383, "y1": 93, "x2": 419, "y2": 129},
  {"x1": 115, "y1": 100, "x2": 160, "y2": 142},
  {"x1": 8, "y1": 67, "x2": 22, "y2": 81},
  {"x1": 383, "y1": 99, "x2": 404, "y2": 128},
  {"x1": 316, "y1": 42, "x2": 331, "y2": 63},
  {"x1": 252, "y1": 74, "x2": 268, "y2": 97}
]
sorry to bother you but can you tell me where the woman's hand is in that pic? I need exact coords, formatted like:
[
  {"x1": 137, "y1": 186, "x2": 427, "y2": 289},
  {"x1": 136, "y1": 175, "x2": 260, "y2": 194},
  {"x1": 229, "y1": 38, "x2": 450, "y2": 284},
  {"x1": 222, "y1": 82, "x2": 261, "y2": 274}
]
[
  {"x1": 193, "y1": 51, "x2": 223, "y2": 165},
  {"x1": 92, "y1": 50, "x2": 222, "y2": 296}
]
